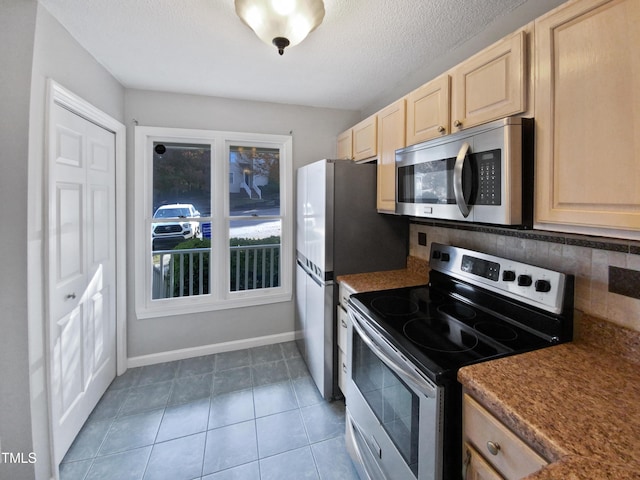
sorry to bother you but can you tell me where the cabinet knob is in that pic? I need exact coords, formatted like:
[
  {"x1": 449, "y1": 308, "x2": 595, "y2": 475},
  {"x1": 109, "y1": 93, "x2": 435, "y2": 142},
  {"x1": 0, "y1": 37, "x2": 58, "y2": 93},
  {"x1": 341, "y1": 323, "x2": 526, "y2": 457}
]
[
  {"x1": 453, "y1": 120, "x2": 463, "y2": 128},
  {"x1": 486, "y1": 441, "x2": 501, "y2": 456},
  {"x1": 437, "y1": 125, "x2": 446, "y2": 134}
]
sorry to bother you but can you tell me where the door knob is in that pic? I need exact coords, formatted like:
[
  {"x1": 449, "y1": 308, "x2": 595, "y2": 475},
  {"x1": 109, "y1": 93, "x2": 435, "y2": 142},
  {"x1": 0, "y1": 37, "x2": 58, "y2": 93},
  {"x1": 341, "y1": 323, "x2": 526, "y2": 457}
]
[{"x1": 66, "y1": 293, "x2": 77, "y2": 300}]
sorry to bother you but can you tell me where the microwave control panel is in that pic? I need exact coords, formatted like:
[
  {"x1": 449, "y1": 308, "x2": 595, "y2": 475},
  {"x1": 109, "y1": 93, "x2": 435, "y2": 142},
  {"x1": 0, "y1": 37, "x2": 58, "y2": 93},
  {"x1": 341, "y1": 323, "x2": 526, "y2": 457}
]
[{"x1": 475, "y1": 149, "x2": 501, "y2": 205}]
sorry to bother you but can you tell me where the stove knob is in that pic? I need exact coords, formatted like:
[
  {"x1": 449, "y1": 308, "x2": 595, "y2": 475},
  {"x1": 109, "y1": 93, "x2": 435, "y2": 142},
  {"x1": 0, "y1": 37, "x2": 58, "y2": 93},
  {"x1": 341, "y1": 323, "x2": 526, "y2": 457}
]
[
  {"x1": 432, "y1": 251, "x2": 441, "y2": 260},
  {"x1": 535, "y1": 280, "x2": 552, "y2": 293},
  {"x1": 502, "y1": 270, "x2": 516, "y2": 282},
  {"x1": 441, "y1": 253, "x2": 450, "y2": 262},
  {"x1": 517, "y1": 274, "x2": 532, "y2": 287}
]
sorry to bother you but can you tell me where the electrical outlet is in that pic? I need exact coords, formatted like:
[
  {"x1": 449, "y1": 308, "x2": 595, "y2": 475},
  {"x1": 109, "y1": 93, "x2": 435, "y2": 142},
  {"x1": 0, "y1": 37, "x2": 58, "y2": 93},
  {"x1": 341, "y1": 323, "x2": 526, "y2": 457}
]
[{"x1": 418, "y1": 232, "x2": 427, "y2": 246}]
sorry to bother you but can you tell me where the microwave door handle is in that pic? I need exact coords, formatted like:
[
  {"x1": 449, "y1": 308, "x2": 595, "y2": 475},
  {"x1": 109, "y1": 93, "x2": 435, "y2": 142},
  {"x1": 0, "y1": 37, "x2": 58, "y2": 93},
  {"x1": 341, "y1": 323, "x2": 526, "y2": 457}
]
[{"x1": 453, "y1": 142, "x2": 471, "y2": 218}]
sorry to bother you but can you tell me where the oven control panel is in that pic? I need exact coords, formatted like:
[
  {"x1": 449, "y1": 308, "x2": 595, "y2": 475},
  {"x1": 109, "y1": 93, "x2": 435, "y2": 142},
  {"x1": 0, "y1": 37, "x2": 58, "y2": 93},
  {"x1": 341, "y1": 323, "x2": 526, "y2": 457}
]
[{"x1": 430, "y1": 243, "x2": 568, "y2": 314}]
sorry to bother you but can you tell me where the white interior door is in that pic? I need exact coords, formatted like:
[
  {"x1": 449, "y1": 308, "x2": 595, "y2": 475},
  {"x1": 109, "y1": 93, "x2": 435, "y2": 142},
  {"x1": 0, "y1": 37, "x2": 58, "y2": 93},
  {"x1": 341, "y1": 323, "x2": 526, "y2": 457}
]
[{"x1": 48, "y1": 103, "x2": 117, "y2": 465}]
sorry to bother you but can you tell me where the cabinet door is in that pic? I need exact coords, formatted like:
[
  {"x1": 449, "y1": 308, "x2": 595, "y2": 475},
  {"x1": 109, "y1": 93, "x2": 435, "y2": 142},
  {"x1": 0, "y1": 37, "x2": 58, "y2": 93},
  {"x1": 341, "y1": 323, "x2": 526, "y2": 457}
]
[
  {"x1": 376, "y1": 98, "x2": 406, "y2": 212},
  {"x1": 337, "y1": 129, "x2": 353, "y2": 160},
  {"x1": 463, "y1": 444, "x2": 504, "y2": 480},
  {"x1": 451, "y1": 30, "x2": 526, "y2": 131},
  {"x1": 534, "y1": 0, "x2": 640, "y2": 233},
  {"x1": 352, "y1": 115, "x2": 377, "y2": 161},
  {"x1": 406, "y1": 74, "x2": 450, "y2": 145}
]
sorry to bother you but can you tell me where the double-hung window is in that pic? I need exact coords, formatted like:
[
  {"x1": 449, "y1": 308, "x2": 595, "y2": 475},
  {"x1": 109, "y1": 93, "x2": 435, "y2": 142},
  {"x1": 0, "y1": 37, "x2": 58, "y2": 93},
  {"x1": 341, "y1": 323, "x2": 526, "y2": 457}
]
[{"x1": 134, "y1": 126, "x2": 292, "y2": 318}]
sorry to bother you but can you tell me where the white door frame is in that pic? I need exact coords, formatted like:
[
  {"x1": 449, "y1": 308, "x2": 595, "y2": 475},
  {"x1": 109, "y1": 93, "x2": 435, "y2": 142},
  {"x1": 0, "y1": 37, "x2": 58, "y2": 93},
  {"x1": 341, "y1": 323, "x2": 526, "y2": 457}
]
[{"x1": 45, "y1": 78, "x2": 127, "y2": 465}]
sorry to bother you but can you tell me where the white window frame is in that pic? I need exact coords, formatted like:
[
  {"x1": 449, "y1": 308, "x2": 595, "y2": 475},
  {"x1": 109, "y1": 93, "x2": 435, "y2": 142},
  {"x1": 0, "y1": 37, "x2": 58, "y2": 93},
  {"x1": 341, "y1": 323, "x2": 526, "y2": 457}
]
[{"x1": 134, "y1": 126, "x2": 293, "y2": 318}]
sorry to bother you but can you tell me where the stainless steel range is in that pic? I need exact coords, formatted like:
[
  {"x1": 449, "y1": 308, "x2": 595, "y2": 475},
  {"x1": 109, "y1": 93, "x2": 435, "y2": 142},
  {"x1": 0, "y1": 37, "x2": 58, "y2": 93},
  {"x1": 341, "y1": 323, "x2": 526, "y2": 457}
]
[{"x1": 345, "y1": 243, "x2": 574, "y2": 480}]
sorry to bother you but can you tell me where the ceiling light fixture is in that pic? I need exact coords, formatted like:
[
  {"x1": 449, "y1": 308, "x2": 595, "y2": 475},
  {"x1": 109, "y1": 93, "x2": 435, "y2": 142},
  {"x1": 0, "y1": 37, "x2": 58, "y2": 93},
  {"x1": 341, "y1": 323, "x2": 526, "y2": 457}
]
[{"x1": 234, "y1": 0, "x2": 325, "y2": 56}]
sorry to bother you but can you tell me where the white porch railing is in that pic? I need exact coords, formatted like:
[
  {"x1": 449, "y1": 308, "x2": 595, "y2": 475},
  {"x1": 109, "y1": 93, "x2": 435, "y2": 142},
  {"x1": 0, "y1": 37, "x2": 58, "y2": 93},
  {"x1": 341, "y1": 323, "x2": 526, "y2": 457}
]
[{"x1": 152, "y1": 244, "x2": 280, "y2": 299}]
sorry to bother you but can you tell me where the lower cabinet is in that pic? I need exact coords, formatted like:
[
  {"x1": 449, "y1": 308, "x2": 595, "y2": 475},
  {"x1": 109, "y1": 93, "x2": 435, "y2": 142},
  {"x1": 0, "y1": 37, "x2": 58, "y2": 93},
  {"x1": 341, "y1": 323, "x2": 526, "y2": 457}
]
[
  {"x1": 463, "y1": 393, "x2": 547, "y2": 480},
  {"x1": 337, "y1": 282, "x2": 354, "y2": 397},
  {"x1": 463, "y1": 443, "x2": 503, "y2": 480},
  {"x1": 336, "y1": 305, "x2": 349, "y2": 395}
]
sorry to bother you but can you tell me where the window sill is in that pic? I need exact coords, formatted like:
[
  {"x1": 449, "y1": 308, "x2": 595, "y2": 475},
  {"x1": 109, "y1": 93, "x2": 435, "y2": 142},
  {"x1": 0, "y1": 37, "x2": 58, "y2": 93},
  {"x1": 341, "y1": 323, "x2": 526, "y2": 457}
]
[{"x1": 136, "y1": 290, "x2": 292, "y2": 319}]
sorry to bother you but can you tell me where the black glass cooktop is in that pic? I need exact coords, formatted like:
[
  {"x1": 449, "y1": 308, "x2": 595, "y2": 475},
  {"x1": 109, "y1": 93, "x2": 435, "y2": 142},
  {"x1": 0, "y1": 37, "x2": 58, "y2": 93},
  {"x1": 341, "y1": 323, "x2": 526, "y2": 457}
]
[{"x1": 349, "y1": 284, "x2": 553, "y2": 383}]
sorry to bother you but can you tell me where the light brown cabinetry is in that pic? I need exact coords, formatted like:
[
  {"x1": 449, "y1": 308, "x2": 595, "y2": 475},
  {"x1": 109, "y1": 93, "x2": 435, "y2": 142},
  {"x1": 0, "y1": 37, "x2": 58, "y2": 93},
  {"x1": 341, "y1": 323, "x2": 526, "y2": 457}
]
[
  {"x1": 336, "y1": 129, "x2": 353, "y2": 160},
  {"x1": 337, "y1": 115, "x2": 377, "y2": 161},
  {"x1": 376, "y1": 98, "x2": 406, "y2": 212},
  {"x1": 534, "y1": 0, "x2": 640, "y2": 234},
  {"x1": 451, "y1": 30, "x2": 526, "y2": 132},
  {"x1": 406, "y1": 74, "x2": 450, "y2": 144},
  {"x1": 336, "y1": 282, "x2": 354, "y2": 396},
  {"x1": 336, "y1": 27, "x2": 528, "y2": 210},
  {"x1": 463, "y1": 394, "x2": 547, "y2": 480},
  {"x1": 352, "y1": 115, "x2": 377, "y2": 161},
  {"x1": 463, "y1": 443, "x2": 503, "y2": 480}
]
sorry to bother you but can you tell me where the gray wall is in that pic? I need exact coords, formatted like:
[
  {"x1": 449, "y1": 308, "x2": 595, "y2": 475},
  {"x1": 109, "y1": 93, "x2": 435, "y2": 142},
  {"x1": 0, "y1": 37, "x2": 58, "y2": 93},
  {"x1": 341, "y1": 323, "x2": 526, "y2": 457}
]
[
  {"x1": 3, "y1": 4, "x2": 356, "y2": 476},
  {"x1": 0, "y1": 1, "x2": 38, "y2": 479},
  {"x1": 125, "y1": 90, "x2": 359, "y2": 358},
  {"x1": 0, "y1": 3, "x2": 126, "y2": 479}
]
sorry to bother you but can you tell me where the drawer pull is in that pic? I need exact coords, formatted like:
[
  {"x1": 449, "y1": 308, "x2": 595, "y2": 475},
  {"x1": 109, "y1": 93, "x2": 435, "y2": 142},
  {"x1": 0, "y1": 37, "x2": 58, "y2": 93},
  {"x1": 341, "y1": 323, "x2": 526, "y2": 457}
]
[{"x1": 486, "y1": 441, "x2": 501, "y2": 456}]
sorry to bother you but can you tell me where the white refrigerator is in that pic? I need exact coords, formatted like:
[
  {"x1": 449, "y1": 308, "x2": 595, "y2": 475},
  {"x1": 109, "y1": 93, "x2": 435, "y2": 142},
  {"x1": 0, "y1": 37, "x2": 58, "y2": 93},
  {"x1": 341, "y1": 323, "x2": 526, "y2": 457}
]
[{"x1": 295, "y1": 159, "x2": 408, "y2": 399}]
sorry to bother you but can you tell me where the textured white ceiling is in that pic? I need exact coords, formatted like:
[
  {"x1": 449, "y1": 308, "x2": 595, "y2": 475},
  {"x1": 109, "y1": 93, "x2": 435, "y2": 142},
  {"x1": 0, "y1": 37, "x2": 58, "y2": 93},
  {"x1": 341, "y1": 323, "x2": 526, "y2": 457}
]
[{"x1": 38, "y1": 0, "x2": 563, "y2": 111}]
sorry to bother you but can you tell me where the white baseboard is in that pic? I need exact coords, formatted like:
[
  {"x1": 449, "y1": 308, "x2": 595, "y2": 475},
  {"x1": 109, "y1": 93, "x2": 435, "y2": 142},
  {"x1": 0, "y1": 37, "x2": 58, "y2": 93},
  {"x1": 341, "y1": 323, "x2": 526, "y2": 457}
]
[{"x1": 126, "y1": 331, "x2": 297, "y2": 369}]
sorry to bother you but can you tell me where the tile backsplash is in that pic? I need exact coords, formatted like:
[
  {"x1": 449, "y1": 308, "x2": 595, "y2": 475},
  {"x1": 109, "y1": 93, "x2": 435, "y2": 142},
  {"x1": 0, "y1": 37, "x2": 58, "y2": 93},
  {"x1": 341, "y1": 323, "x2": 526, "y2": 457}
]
[{"x1": 410, "y1": 222, "x2": 640, "y2": 334}]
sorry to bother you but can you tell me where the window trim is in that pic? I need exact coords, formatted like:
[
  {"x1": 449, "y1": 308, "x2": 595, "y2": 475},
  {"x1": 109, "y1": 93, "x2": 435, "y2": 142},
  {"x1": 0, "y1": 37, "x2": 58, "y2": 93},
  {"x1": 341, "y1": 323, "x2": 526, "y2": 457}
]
[{"x1": 134, "y1": 126, "x2": 293, "y2": 319}]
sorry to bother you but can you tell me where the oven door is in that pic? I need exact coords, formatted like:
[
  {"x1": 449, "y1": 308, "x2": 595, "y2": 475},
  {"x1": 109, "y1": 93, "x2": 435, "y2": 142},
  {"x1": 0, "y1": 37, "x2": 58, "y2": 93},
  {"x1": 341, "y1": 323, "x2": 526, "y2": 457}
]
[{"x1": 346, "y1": 306, "x2": 443, "y2": 480}]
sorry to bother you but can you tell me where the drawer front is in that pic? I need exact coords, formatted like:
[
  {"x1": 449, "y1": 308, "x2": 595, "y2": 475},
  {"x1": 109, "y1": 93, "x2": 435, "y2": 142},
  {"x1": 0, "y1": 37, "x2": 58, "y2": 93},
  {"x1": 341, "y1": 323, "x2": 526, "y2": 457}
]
[
  {"x1": 338, "y1": 348, "x2": 347, "y2": 395},
  {"x1": 463, "y1": 443, "x2": 503, "y2": 480},
  {"x1": 337, "y1": 306, "x2": 348, "y2": 353},
  {"x1": 463, "y1": 394, "x2": 547, "y2": 480}
]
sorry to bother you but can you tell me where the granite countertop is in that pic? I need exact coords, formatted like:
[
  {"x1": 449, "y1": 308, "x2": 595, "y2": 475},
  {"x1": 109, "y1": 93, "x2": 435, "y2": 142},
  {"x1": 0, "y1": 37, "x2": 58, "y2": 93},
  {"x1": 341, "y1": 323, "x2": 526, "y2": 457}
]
[
  {"x1": 336, "y1": 256, "x2": 429, "y2": 293},
  {"x1": 458, "y1": 315, "x2": 640, "y2": 479}
]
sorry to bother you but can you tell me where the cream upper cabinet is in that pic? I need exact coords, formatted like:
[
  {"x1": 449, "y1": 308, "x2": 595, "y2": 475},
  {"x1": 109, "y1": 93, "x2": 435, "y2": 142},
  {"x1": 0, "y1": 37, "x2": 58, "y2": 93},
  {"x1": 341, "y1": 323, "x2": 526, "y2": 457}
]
[
  {"x1": 534, "y1": 0, "x2": 640, "y2": 234},
  {"x1": 337, "y1": 129, "x2": 353, "y2": 160},
  {"x1": 352, "y1": 115, "x2": 378, "y2": 161},
  {"x1": 406, "y1": 74, "x2": 450, "y2": 145},
  {"x1": 376, "y1": 98, "x2": 406, "y2": 212},
  {"x1": 451, "y1": 30, "x2": 526, "y2": 132}
]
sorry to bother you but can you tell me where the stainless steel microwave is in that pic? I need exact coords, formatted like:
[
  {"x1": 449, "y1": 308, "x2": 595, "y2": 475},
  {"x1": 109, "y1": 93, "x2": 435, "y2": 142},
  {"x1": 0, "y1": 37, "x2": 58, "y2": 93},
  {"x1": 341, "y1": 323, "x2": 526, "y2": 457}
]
[{"x1": 396, "y1": 117, "x2": 533, "y2": 226}]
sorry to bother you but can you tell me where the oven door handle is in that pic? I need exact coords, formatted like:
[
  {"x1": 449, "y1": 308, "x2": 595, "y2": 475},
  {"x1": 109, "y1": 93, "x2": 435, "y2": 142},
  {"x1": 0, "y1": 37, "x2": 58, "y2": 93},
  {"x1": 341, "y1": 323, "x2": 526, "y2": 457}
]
[
  {"x1": 453, "y1": 141, "x2": 471, "y2": 218},
  {"x1": 350, "y1": 310, "x2": 438, "y2": 398},
  {"x1": 347, "y1": 414, "x2": 385, "y2": 480}
]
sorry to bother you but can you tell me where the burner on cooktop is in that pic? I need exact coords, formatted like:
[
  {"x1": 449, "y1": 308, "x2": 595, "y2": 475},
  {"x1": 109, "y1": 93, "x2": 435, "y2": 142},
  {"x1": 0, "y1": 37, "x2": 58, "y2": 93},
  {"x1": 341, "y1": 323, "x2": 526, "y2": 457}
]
[
  {"x1": 437, "y1": 303, "x2": 477, "y2": 321},
  {"x1": 403, "y1": 317, "x2": 479, "y2": 353},
  {"x1": 474, "y1": 321, "x2": 518, "y2": 342},
  {"x1": 370, "y1": 296, "x2": 420, "y2": 316}
]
